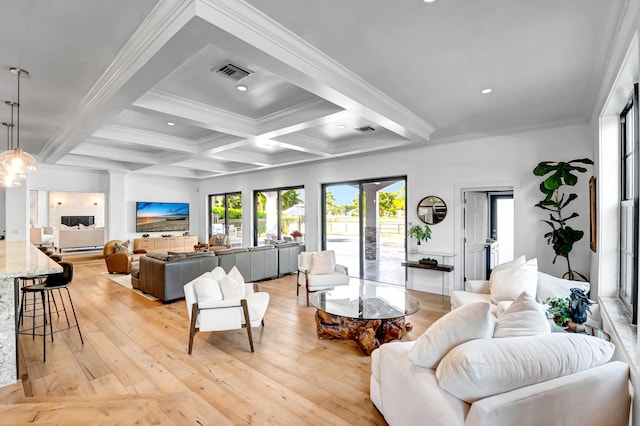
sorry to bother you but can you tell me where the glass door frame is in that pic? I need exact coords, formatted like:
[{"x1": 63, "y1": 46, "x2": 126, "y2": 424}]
[
  {"x1": 208, "y1": 191, "x2": 242, "y2": 239},
  {"x1": 321, "y1": 175, "x2": 407, "y2": 279},
  {"x1": 253, "y1": 185, "x2": 304, "y2": 246}
]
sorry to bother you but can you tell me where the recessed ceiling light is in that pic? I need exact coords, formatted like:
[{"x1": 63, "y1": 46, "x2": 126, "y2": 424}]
[
  {"x1": 423, "y1": 0, "x2": 435, "y2": 3},
  {"x1": 166, "y1": 122, "x2": 175, "y2": 126},
  {"x1": 338, "y1": 125, "x2": 345, "y2": 129},
  {"x1": 481, "y1": 88, "x2": 493, "y2": 94},
  {"x1": 236, "y1": 84, "x2": 248, "y2": 92}
]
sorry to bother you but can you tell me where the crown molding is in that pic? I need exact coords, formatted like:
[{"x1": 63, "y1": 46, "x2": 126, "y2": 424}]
[
  {"x1": 195, "y1": 0, "x2": 434, "y2": 141},
  {"x1": 40, "y1": 0, "x2": 196, "y2": 162},
  {"x1": 94, "y1": 124, "x2": 199, "y2": 153},
  {"x1": 134, "y1": 89, "x2": 257, "y2": 137}
]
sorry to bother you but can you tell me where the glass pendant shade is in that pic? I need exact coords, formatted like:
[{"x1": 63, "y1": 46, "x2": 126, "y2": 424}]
[
  {"x1": 0, "y1": 148, "x2": 37, "y2": 175},
  {"x1": 0, "y1": 67, "x2": 36, "y2": 187}
]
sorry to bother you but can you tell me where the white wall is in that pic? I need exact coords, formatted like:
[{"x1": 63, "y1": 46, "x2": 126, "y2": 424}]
[
  {"x1": 198, "y1": 122, "x2": 593, "y2": 291},
  {"x1": 124, "y1": 174, "x2": 200, "y2": 244}
]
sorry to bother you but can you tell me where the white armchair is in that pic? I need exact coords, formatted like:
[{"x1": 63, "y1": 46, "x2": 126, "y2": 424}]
[
  {"x1": 184, "y1": 271, "x2": 269, "y2": 353},
  {"x1": 297, "y1": 250, "x2": 349, "y2": 306}
]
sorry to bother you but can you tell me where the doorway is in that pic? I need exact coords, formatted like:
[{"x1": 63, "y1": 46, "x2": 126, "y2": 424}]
[
  {"x1": 463, "y1": 189, "x2": 514, "y2": 284},
  {"x1": 322, "y1": 176, "x2": 406, "y2": 284}
]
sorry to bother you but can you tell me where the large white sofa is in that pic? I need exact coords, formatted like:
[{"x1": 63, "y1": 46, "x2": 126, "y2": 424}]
[
  {"x1": 54, "y1": 228, "x2": 105, "y2": 252},
  {"x1": 370, "y1": 299, "x2": 630, "y2": 425},
  {"x1": 371, "y1": 339, "x2": 629, "y2": 426},
  {"x1": 370, "y1": 258, "x2": 631, "y2": 425}
]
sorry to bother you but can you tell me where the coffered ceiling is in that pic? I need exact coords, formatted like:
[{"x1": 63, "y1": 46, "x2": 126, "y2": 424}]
[{"x1": 0, "y1": 0, "x2": 624, "y2": 179}]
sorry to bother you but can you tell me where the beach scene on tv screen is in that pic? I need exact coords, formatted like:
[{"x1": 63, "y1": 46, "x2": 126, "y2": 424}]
[{"x1": 136, "y1": 202, "x2": 189, "y2": 232}]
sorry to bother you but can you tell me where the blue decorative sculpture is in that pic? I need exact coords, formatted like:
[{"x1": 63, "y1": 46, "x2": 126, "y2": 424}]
[{"x1": 569, "y1": 288, "x2": 592, "y2": 325}]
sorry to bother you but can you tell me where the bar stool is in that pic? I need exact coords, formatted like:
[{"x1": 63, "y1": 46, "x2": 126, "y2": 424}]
[{"x1": 17, "y1": 262, "x2": 84, "y2": 362}]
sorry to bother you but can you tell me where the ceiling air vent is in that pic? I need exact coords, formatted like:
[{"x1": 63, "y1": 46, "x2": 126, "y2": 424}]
[
  {"x1": 214, "y1": 62, "x2": 254, "y2": 82},
  {"x1": 355, "y1": 125, "x2": 376, "y2": 133}
]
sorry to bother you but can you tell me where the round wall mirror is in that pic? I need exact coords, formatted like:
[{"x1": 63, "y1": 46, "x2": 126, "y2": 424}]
[{"x1": 417, "y1": 196, "x2": 447, "y2": 225}]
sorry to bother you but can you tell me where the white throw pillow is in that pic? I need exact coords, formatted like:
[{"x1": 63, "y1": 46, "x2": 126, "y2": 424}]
[
  {"x1": 537, "y1": 271, "x2": 590, "y2": 302},
  {"x1": 490, "y1": 255, "x2": 526, "y2": 282},
  {"x1": 227, "y1": 266, "x2": 245, "y2": 285},
  {"x1": 408, "y1": 302, "x2": 495, "y2": 369},
  {"x1": 309, "y1": 251, "x2": 335, "y2": 275},
  {"x1": 210, "y1": 266, "x2": 227, "y2": 282},
  {"x1": 194, "y1": 277, "x2": 223, "y2": 302},
  {"x1": 490, "y1": 258, "x2": 538, "y2": 303},
  {"x1": 493, "y1": 292, "x2": 550, "y2": 338},
  {"x1": 436, "y1": 333, "x2": 614, "y2": 403},
  {"x1": 220, "y1": 275, "x2": 245, "y2": 300}
]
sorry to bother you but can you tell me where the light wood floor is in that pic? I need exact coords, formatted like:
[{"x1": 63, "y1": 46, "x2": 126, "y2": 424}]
[{"x1": 1, "y1": 255, "x2": 450, "y2": 425}]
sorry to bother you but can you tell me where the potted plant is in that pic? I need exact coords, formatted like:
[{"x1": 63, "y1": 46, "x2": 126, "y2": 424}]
[
  {"x1": 407, "y1": 222, "x2": 431, "y2": 245},
  {"x1": 290, "y1": 230, "x2": 303, "y2": 241},
  {"x1": 545, "y1": 297, "x2": 571, "y2": 327},
  {"x1": 532, "y1": 158, "x2": 593, "y2": 280}
]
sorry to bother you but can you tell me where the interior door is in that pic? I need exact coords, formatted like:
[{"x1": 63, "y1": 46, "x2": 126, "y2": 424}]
[{"x1": 464, "y1": 192, "x2": 489, "y2": 282}]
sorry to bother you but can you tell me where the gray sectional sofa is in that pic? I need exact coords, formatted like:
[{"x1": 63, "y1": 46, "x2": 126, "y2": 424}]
[{"x1": 131, "y1": 243, "x2": 304, "y2": 302}]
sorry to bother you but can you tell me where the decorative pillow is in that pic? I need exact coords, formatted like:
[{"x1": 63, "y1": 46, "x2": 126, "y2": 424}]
[
  {"x1": 309, "y1": 251, "x2": 335, "y2": 275},
  {"x1": 210, "y1": 266, "x2": 227, "y2": 282},
  {"x1": 493, "y1": 291, "x2": 550, "y2": 338},
  {"x1": 490, "y1": 258, "x2": 538, "y2": 303},
  {"x1": 59, "y1": 224, "x2": 71, "y2": 230},
  {"x1": 210, "y1": 234, "x2": 228, "y2": 246},
  {"x1": 114, "y1": 243, "x2": 128, "y2": 254},
  {"x1": 436, "y1": 333, "x2": 614, "y2": 403},
  {"x1": 408, "y1": 301, "x2": 495, "y2": 369},
  {"x1": 489, "y1": 255, "x2": 526, "y2": 283},
  {"x1": 227, "y1": 266, "x2": 245, "y2": 285},
  {"x1": 195, "y1": 277, "x2": 223, "y2": 302},
  {"x1": 220, "y1": 274, "x2": 245, "y2": 300},
  {"x1": 537, "y1": 271, "x2": 590, "y2": 302}
]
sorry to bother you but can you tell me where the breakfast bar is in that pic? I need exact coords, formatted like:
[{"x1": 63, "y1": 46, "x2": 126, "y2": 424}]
[{"x1": 0, "y1": 241, "x2": 62, "y2": 388}]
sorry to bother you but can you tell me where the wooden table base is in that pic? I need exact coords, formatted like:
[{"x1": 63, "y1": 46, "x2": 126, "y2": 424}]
[{"x1": 314, "y1": 310, "x2": 413, "y2": 355}]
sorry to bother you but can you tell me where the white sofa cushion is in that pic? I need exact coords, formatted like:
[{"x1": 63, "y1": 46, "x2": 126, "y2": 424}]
[
  {"x1": 309, "y1": 251, "x2": 335, "y2": 275},
  {"x1": 307, "y1": 272, "x2": 350, "y2": 290},
  {"x1": 490, "y1": 258, "x2": 538, "y2": 303},
  {"x1": 493, "y1": 292, "x2": 550, "y2": 338},
  {"x1": 409, "y1": 302, "x2": 495, "y2": 369},
  {"x1": 436, "y1": 333, "x2": 615, "y2": 403},
  {"x1": 537, "y1": 271, "x2": 590, "y2": 302},
  {"x1": 450, "y1": 291, "x2": 492, "y2": 311}
]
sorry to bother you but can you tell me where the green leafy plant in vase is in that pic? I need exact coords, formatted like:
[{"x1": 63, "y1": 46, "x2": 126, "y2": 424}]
[
  {"x1": 545, "y1": 297, "x2": 571, "y2": 327},
  {"x1": 532, "y1": 158, "x2": 593, "y2": 280},
  {"x1": 407, "y1": 222, "x2": 432, "y2": 246}
]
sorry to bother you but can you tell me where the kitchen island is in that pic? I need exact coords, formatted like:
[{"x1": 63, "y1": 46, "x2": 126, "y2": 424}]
[{"x1": 0, "y1": 241, "x2": 62, "y2": 388}]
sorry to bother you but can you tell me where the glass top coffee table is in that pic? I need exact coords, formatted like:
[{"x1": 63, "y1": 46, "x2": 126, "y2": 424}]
[{"x1": 308, "y1": 280, "x2": 420, "y2": 355}]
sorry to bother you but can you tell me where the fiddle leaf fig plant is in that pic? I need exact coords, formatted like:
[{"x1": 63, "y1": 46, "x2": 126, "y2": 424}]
[{"x1": 533, "y1": 158, "x2": 593, "y2": 280}]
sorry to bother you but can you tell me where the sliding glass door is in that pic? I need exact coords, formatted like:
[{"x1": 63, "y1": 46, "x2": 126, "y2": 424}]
[
  {"x1": 254, "y1": 186, "x2": 305, "y2": 245},
  {"x1": 208, "y1": 192, "x2": 242, "y2": 247},
  {"x1": 322, "y1": 176, "x2": 406, "y2": 284}
]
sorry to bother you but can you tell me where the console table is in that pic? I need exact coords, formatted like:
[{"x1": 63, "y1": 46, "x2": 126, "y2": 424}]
[
  {"x1": 133, "y1": 235, "x2": 197, "y2": 253},
  {"x1": 403, "y1": 251, "x2": 456, "y2": 297}
]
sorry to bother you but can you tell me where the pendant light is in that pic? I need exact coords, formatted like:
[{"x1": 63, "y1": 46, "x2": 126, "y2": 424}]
[
  {"x1": 0, "y1": 67, "x2": 37, "y2": 180},
  {"x1": 0, "y1": 121, "x2": 21, "y2": 187}
]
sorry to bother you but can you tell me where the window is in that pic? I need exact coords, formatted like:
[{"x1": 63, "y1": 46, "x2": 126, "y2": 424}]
[
  {"x1": 254, "y1": 186, "x2": 304, "y2": 245},
  {"x1": 208, "y1": 192, "x2": 242, "y2": 247},
  {"x1": 619, "y1": 83, "x2": 639, "y2": 323}
]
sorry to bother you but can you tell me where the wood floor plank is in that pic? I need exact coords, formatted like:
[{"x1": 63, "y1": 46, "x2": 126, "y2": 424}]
[{"x1": 9, "y1": 255, "x2": 449, "y2": 425}]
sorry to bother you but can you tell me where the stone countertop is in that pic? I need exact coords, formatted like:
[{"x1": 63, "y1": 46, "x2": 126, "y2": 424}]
[
  {"x1": 0, "y1": 240, "x2": 62, "y2": 388},
  {"x1": 0, "y1": 240, "x2": 62, "y2": 277}
]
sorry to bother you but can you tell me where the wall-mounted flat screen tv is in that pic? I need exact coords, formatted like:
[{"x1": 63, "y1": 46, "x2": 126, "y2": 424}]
[{"x1": 136, "y1": 202, "x2": 189, "y2": 232}]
